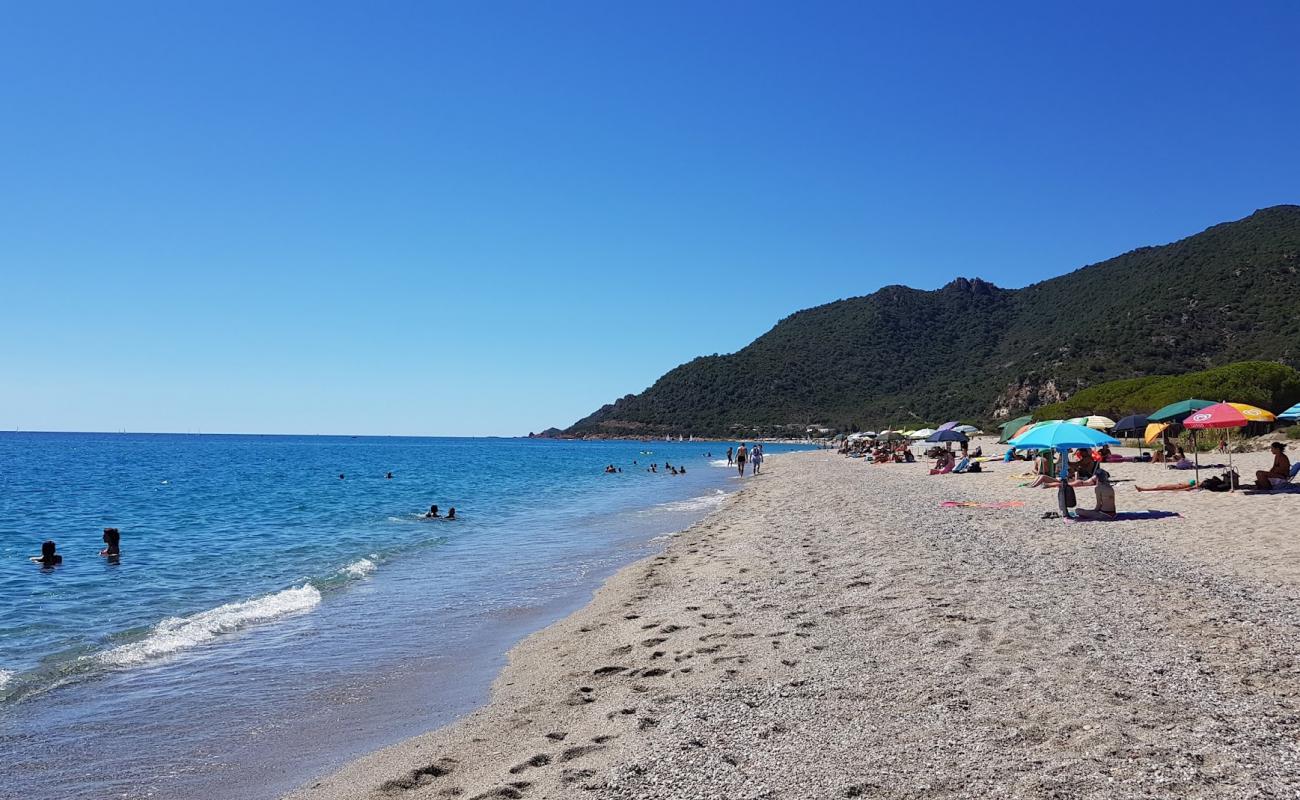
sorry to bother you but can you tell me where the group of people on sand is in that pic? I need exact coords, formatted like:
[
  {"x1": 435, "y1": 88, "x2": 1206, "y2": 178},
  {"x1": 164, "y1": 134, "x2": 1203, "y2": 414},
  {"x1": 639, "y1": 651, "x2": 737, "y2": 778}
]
[
  {"x1": 1135, "y1": 441, "x2": 1292, "y2": 492},
  {"x1": 29, "y1": 528, "x2": 121, "y2": 569},
  {"x1": 726, "y1": 444, "x2": 763, "y2": 476}
]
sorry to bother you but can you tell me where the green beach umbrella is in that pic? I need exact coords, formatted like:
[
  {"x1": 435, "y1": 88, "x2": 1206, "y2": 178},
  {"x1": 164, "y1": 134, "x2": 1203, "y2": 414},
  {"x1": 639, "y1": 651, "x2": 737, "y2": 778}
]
[
  {"x1": 998, "y1": 415, "x2": 1033, "y2": 443},
  {"x1": 1148, "y1": 399, "x2": 1213, "y2": 423}
]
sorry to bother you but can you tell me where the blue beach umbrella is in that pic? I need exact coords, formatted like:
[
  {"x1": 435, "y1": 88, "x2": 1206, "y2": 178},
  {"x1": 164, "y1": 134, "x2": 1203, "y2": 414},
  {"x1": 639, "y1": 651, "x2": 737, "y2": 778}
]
[
  {"x1": 1280, "y1": 403, "x2": 1300, "y2": 421},
  {"x1": 1008, "y1": 422, "x2": 1121, "y2": 519},
  {"x1": 926, "y1": 429, "x2": 969, "y2": 444}
]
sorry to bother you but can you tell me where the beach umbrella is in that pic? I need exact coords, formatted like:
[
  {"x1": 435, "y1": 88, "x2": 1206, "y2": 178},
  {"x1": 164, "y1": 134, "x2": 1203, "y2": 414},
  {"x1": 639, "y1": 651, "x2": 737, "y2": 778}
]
[
  {"x1": 955, "y1": 424, "x2": 981, "y2": 434},
  {"x1": 1113, "y1": 414, "x2": 1148, "y2": 433},
  {"x1": 1148, "y1": 399, "x2": 1213, "y2": 423},
  {"x1": 1182, "y1": 402, "x2": 1259, "y2": 488},
  {"x1": 926, "y1": 429, "x2": 969, "y2": 444},
  {"x1": 999, "y1": 415, "x2": 1033, "y2": 443},
  {"x1": 862, "y1": 431, "x2": 878, "y2": 438},
  {"x1": 1226, "y1": 403, "x2": 1276, "y2": 423},
  {"x1": 1280, "y1": 402, "x2": 1300, "y2": 421},
  {"x1": 909, "y1": 428, "x2": 936, "y2": 440},
  {"x1": 1113, "y1": 414, "x2": 1149, "y2": 453},
  {"x1": 876, "y1": 430, "x2": 905, "y2": 442},
  {"x1": 1009, "y1": 422, "x2": 1121, "y2": 518},
  {"x1": 937, "y1": 420, "x2": 961, "y2": 431},
  {"x1": 1066, "y1": 415, "x2": 1116, "y2": 430},
  {"x1": 1143, "y1": 422, "x2": 1169, "y2": 444}
]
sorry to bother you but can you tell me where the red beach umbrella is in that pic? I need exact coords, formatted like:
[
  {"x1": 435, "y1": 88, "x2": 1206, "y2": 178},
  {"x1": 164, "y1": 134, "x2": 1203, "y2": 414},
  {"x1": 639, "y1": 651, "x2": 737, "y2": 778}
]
[{"x1": 1182, "y1": 403, "x2": 1253, "y2": 489}]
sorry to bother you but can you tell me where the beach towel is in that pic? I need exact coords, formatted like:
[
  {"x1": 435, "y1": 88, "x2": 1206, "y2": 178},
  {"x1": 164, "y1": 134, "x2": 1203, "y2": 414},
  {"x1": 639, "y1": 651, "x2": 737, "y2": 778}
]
[
  {"x1": 941, "y1": 501, "x2": 1025, "y2": 509},
  {"x1": 1167, "y1": 462, "x2": 1226, "y2": 470}
]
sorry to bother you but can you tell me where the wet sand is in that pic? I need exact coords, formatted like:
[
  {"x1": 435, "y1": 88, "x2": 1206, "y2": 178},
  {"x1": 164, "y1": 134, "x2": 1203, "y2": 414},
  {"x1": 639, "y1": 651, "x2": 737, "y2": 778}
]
[{"x1": 288, "y1": 446, "x2": 1300, "y2": 799}]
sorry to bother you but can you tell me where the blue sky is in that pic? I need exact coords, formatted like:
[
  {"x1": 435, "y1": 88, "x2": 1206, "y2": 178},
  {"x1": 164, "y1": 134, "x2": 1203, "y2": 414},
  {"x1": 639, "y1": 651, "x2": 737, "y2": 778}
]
[{"x1": 2, "y1": 1, "x2": 1297, "y2": 436}]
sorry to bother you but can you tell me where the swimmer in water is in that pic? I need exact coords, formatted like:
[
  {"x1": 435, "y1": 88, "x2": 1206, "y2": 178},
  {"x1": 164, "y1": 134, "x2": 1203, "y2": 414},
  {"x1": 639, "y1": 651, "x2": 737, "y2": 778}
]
[
  {"x1": 30, "y1": 540, "x2": 62, "y2": 568},
  {"x1": 386, "y1": 472, "x2": 393, "y2": 479},
  {"x1": 339, "y1": 473, "x2": 346, "y2": 480},
  {"x1": 100, "y1": 527, "x2": 121, "y2": 558},
  {"x1": 425, "y1": 505, "x2": 441, "y2": 518},
  {"x1": 446, "y1": 508, "x2": 456, "y2": 520}
]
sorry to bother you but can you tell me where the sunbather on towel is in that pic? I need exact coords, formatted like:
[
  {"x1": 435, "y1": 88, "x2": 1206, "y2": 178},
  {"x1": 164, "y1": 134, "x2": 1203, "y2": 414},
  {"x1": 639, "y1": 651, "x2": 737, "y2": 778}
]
[{"x1": 1255, "y1": 442, "x2": 1291, "y2": 490}]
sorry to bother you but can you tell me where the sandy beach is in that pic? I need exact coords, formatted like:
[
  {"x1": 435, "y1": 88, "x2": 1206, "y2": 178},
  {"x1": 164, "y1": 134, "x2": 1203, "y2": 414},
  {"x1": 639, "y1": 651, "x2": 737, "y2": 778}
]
[{"x1": 289, "y1": 446, "x2": 1300, "y2": 800}]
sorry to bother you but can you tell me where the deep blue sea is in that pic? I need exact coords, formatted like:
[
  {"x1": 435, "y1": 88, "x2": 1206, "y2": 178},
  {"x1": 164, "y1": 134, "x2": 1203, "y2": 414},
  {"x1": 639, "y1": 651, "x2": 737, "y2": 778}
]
[{"x1": 0, "y1": 433, "x2": 808, "y2": 800}]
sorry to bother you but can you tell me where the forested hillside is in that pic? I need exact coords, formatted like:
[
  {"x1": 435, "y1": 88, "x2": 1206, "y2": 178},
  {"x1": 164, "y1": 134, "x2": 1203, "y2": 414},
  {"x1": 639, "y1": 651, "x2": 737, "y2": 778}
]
[{"x1": 563, "y1": 206, "x2": 1300, "y2": 437}]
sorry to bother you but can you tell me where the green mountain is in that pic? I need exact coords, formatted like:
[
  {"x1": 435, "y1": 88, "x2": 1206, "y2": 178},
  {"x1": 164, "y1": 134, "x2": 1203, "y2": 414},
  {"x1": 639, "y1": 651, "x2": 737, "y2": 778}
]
[{"x1": 564, "y1": 205, "x2": 1300, "y2": 437}]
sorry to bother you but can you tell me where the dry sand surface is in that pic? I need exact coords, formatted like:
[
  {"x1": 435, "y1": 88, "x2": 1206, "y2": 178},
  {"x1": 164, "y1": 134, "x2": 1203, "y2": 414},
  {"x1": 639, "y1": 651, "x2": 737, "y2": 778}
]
[{"x1": 289, "y1": 445, "x2": 1300, "y2": 800}]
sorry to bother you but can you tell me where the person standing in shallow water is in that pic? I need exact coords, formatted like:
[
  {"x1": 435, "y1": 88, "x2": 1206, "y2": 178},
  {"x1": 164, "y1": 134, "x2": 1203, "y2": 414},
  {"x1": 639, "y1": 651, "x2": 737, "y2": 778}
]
[
  {"x1": 31, "y1": 540, "x2": 62, "y2": 567},
  {"x1": 100, "y1": 528, "x2": 121, "y2": 559},
  {"x1": 726, "y1": 447, "x2": 733, "y2": 466},
  {"x1": 735, "y1": 444, "x2": 748, "y2": 476}
]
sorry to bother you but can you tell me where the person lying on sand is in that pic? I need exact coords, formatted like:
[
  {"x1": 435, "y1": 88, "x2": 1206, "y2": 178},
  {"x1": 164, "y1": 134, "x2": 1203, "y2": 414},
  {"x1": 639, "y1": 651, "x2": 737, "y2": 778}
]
[
  {"x1": 1074, "y1": 469, "x2": 1116, "y2": 520},
  {"x1": 1255, "y1": 442, "x2": 1291, "y2": 490},
  {"x1": 1136, "y1": 480, "x2": 1199, "y2": 492},
  {"x1": 1024, "y1": 474, "x2": 1097, "y2": 489}
]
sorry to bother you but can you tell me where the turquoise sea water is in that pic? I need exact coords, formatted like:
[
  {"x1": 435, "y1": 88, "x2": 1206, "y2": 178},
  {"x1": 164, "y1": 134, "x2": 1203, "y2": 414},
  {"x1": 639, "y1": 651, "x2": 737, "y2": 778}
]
[{"x1": 0, "y1": 433, "x2": 807, "y2": 800}]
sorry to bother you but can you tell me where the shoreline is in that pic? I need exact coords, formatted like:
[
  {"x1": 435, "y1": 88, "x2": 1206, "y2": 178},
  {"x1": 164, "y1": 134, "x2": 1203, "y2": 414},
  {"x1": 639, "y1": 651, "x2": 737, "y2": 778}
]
[{"x1": 289, "y1": 447, "x2": 1300, "y2": 799}]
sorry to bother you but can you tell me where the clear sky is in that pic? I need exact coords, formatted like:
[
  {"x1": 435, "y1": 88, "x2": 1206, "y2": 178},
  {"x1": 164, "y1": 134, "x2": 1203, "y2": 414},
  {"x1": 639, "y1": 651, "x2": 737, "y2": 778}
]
[{"x1": 2, "y1": 2, "x2": 1297, "y2": 436}]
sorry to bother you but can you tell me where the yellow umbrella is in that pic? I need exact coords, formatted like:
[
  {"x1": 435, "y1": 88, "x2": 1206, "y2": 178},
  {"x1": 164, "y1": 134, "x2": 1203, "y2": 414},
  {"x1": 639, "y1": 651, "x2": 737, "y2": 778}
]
[
  {"x1": 1227, "y1": 402, "x2": 1276, "y2": 422},
  {"x1": 1144, "y1": 422, "x2": 1170, "y2": 444}
]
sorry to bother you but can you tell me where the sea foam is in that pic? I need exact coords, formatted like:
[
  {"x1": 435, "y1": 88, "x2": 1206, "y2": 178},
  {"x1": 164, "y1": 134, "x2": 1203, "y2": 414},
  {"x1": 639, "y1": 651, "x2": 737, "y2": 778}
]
[
  {"x1": 646, "y1": 489, "x2": 730, "y2": 514},
  {"x1": 97, "y1": 584, "x2": 322, "y2": 668},
  {"x1": 0, "y1": 669, "x2": 13, "y2": 690},
  {"x1": 342, "y1": 557, "x2": 376, "y2": 578}
]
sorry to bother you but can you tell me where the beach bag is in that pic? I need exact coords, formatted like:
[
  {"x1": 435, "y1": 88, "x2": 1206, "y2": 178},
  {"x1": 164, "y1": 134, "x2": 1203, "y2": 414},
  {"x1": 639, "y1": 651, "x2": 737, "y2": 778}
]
[
  {"x1": 1202, "y1": 475, "x2": 1228, "y2": 492},
  {"x1": 1062, "y1": 483, "x2": 1077, "y2": 508},
  {"x1": 967, "y1": 462, "x2": 982, "y2": 473}
]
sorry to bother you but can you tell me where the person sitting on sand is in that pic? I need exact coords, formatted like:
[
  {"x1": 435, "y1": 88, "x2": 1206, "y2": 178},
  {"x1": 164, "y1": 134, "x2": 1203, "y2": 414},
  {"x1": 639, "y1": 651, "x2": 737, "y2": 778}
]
[
  {"x1": 1074, "y1": 469, "x2": 1117, "y2": 520},
  {"x1": 30, "y1": 540, "x2": 62, "y2": 567},
  {"x1": 1070, "y1": 448, "x2": 1097, "y2": 479},
  {"x1": 425, "y1": 505, "x2": 441, "y2": 518},
  {"x1": 446, "y1": 508, "x2": 456, "y2": 520},
  {"x1": 100, "y1": 527, "x2": 121, "y2": 558},
  {"x1": 1098, "y1": 444, "x2": 1112, "y2": 462},
  {"x1": 1256, "y1": 442, "x2": 1291, "y2": 490},
  {"x1": 930, "y1": 450, "x2": 953, "y2": 475}
]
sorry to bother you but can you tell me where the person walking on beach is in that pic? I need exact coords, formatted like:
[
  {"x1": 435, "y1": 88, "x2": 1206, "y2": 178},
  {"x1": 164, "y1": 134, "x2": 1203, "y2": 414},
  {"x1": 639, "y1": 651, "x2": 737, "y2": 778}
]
[
  {"x1": 735, "y1": 444, "x2": 748, "y2": 476},
  {"x1": 726, "y1": 447, "x2": 734, "y2": 466},
  {"x1": 751, "y1": 443, "x2": 764, "y2": 475}
]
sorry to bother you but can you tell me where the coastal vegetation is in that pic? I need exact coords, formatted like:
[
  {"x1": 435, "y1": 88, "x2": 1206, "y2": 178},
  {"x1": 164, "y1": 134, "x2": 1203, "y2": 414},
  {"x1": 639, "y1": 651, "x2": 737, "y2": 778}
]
[
  {"x1": 1033, "y1": 362, "x2": 1300, "y2": 420},
  {"x1": 563, "y1": 206, "x2": 1300, "y2": 437}
]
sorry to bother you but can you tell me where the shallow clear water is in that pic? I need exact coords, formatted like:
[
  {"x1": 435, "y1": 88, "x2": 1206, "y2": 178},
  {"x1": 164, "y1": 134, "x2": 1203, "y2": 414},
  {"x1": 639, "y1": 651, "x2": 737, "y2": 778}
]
[{"x1": 0, "y1": 433, "x2": 805, "y2": 800}]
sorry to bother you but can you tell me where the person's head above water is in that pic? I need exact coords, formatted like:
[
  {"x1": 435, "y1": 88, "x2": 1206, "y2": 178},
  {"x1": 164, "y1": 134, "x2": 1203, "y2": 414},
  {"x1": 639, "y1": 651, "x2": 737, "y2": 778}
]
[
  {"x1": 427, "y1": 505, "x2": 440, "y2": 517},
  {"x1": 101, "y1": 528, "x2": 121, "y2": 556},
  {"x1": 446, "y1": 507, "x2": 456, "y2": 519},
  {"x1": 33, "y1": 540, "x2": 62, "y2": 567}
]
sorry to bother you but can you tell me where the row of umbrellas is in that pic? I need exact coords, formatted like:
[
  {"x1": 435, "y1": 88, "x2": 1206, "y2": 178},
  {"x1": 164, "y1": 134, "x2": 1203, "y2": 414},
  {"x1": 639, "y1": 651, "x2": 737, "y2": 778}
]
[{"x1": 1001, "y1": 398, "x2": 1296, "y2": 494}]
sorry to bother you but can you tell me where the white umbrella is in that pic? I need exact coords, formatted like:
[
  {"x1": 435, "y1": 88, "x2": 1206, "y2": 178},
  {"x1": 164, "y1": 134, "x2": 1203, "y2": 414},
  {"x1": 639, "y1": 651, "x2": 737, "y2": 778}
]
[
  {"x1": 909, "y1": 428, "x2": 936, "y2": 440},
  {"x1": 955, "y1": 425, "x2": 981, "y2": 434},
  {"x1": 1066, "y1": 415, "x2": 1116, "y2": 430}
]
